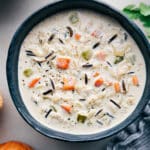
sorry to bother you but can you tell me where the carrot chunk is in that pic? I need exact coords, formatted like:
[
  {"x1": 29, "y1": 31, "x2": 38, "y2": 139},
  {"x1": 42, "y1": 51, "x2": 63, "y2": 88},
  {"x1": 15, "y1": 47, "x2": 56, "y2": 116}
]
[
  {"x1": 95, "y1": 78, "x2": 104, "y2": 87},
  {"x1": 93, "y1": 72, "x2": 100, "y2": 77},
  {"x1": 74, "y1": 33, "x2": 81, "y2": 40},
  {"x1": 61, "y1": 104, "x2": 71, "y2": 113},
  {"x1": 28, "y1": 77, "x2": 40, "y2": 88},
  {"x1": 62, "y1": 78, "x2": 75, "y2": 91},
  {"x1": 114, "y1": 82, "x2": 120, "y2": 93},
  {"x1": 57, "y1": 58, "x2": 70, "y2": 70},
  {"x1": 132, "y1": 75, "x2": 139, "y2": 86}
]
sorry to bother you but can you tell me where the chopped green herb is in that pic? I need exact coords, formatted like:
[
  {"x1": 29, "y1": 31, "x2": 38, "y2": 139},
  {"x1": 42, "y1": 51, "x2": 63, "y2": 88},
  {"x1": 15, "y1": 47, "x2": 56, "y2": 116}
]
[
  {"x1": 77, "y1": 114, "x2": 87, "y2": 123},
  {"x1": 114, "y1": 56, "x2": 124, "y2": 64},
  {"x1": 69, "y1": 12, "x2": 79, "y2": 24},
  {"x1": 23, "y1": 69, "x2": 33, "y2": 77}
]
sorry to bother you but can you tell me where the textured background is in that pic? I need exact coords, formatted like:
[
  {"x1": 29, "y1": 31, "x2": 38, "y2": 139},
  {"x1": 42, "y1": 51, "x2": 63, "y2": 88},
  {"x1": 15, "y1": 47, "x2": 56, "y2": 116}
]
[{"x1": 0, "y1": 0, "x2": 149, "y2": 149}]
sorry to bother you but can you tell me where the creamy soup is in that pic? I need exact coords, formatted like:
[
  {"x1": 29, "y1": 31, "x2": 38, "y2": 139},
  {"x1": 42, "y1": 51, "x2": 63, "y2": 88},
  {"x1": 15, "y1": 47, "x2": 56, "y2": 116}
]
[{"x1": 18, "y1": 10, "x2": 146, "y2": 134}]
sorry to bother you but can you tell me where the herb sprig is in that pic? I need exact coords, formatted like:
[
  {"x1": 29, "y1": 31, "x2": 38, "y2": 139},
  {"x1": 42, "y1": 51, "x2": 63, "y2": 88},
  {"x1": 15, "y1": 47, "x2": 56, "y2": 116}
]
[{"x1": 123, "y1": 3, "x2": 150, "y2": 38}]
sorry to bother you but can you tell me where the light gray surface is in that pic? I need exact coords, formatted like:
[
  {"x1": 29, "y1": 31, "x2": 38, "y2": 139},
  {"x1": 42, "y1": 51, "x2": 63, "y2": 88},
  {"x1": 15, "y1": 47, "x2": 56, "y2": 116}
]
[{"x1": 0, "y1": 0, "x2": 148, "y2": 149}]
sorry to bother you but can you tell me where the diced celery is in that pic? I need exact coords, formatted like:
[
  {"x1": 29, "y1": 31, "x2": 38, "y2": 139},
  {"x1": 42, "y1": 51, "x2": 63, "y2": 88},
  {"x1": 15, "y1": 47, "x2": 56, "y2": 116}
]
[
  {"x1": 114, "y1": 56, "x2": 124, "y2": 64},
  {"x1": 23, "y1": 69, "x2": 33, "y2": 77},
  {"x1": 69, "y1": 12, "x2": 79, "y2": 24},
  {"x1": 77, "y1": 114, "x2": 87, "y2": 123},
  {"x1": 81, "y1": 50, "x2": 92, "y2": 61}
]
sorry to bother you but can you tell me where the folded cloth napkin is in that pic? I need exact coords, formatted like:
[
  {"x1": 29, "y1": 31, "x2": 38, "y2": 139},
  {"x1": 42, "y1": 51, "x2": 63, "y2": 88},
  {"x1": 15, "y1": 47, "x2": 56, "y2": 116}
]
[{"x1": 107, "y1": 100, "x2": 150, "y2": 150}]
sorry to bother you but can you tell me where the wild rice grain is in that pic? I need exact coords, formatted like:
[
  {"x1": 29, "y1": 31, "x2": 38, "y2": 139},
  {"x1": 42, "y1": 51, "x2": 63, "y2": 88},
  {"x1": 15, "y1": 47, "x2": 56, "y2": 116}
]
[
  {"x1": 66, "y1": 26, "x2": 73, "y2": 37},
  {"x1": 92, "y1": 42, "x2": 100, "y2": 49},
  {"x1": 110, "y1": 99, "x2": 121, "y2": 109},
  {"x1": 45, "y1": 109, "x2": 52, "y2": 118},
  {"x1": 85, "y1": 73, "x2": 88, "y2": 84},
  {"x1": 108, "y1": 34, "x2": 118, "y2": 44}
]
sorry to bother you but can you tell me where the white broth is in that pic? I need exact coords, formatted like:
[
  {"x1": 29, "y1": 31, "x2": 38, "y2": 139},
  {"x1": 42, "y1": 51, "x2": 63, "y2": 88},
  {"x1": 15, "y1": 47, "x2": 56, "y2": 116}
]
[{"x1": 18, "y1": 10, "x2": 146, "y2": 134}]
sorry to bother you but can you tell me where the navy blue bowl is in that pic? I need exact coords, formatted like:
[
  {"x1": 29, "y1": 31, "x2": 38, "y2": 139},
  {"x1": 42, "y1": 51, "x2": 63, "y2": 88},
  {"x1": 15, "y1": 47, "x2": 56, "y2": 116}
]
[{"x1": 6, "y1": 0, "x2": 150, "y2": 142}]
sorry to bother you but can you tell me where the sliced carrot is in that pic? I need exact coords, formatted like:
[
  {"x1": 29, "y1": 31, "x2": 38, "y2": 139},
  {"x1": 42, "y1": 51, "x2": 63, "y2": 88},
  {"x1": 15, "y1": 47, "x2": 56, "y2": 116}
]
[
  {"x1": 97, "y1": 52, "x2": 106, "y2": 61},
  {"x1": 74, "y1": 33, "x2": 81, "y2": 40},
  {"x1": 132, "y1": 75, "x2": 139, "y2": 86},
  {"x1": 61, "y1": 104, "x2": 71, "y2": 113},
  {"x1": 93, "y1": 72, "x2": 100, "y2": 77},
  {"x1": 95, "y1": 78, "x2": 104, "y2": 87},
  {"x1": 114, "y1": 82, "x2": 120, "y2": 93},
  {"x1": 28, "y1": 77, "x2": 40, "y2": 88},
  {"x1": 62, "y1": 78, "x2": 75, "y2": 91},
  {"x1": 57, "y1": 58, "x2": 70, "y2": 70}
]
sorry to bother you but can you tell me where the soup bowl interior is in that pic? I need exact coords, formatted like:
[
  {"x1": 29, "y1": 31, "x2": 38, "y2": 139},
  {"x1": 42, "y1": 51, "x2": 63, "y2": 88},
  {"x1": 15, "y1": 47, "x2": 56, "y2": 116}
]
[{"x1": 6, "y1": 0, "x2": 150, "y2": 142}]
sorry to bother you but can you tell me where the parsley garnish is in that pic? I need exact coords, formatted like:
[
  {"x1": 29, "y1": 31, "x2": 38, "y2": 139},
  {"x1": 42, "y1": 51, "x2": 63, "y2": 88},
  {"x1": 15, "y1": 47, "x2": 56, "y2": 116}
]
[{"x1": 123, "y1": 3, "x2": 150, "y2": 38}]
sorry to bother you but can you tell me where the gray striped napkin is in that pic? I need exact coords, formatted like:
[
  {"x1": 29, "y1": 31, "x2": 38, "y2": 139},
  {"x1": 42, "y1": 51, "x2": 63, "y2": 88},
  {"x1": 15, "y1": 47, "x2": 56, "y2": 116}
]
[{"x1": 107, "y1": 100, "x2": 150, "y2": 150}]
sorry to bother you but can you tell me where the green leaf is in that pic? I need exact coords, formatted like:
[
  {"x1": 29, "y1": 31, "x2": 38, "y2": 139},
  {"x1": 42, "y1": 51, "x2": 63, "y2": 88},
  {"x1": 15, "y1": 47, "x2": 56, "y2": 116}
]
[
  {"x1": 123, "y1": 3, "x2": 150, "y2": 39},
  {"x1": 139, "y1": 15, "x2": 150, "y2": 27},
  {"x1": 123, "y1": 9, "x2": 141, "y2": 19},
  {"x1": 140, "y1": 3, "x2": 150, "y2": 16},
  {"x1": 145, "y1": 27, "x2": 150, "y2": 38},
  {"x1": 123, "y1": 4, "x2": 140, "y2": 12}
]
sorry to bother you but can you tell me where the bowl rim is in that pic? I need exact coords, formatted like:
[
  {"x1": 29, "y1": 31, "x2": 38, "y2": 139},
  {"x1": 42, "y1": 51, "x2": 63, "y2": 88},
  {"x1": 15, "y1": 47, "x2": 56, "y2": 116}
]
[{"x1": 6, "y1": 0, "x2": 150, "y2": 142}]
